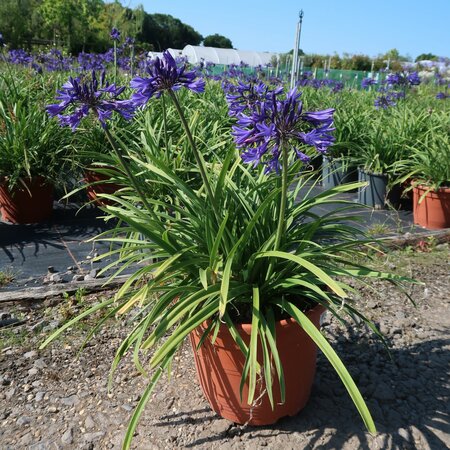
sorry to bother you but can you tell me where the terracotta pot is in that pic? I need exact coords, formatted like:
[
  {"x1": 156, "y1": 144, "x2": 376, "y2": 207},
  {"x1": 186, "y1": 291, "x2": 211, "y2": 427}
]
[
  {"x1": 0, "y1": 176, "x2": 54, "y2": 224},
  {"x1": 84, "y1": 169, "x2": 121, "y2": 206},
  {"x1": 413, "y1": 184, "x2": 450, "y2": 229},
  {"x1": 190, "y1": 305, "x2": 324, "y2": 425}
]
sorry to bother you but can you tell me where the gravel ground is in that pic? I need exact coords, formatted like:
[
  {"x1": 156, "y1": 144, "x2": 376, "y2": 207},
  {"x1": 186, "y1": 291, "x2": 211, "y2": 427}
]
[{"x1": 0, "y1": 243, "x2": 449, "y2": 450}]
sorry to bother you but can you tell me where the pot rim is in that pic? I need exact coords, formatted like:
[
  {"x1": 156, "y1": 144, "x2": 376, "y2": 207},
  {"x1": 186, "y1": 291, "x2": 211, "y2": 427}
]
[
  {"x1": 357, "y1": 167, "x2": 388, "y2": 178},
  {"x1": 411, "y1": 182, "x2": 450, "y2": 193},
  {"x1": 197, "y1": 304, "x2": 326, "y2": 335}
]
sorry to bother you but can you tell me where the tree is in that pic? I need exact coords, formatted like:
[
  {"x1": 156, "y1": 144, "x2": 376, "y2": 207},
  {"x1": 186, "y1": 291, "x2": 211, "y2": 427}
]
[
  {"x1": 415, "y1": 53, "x2": 437, "y2": 62},
  {"x1": 0, "y1": 0, "x2": 35, "y2": 48},
  {"x1": 203, "y1": 34, "x2": 233, "y2": 49},
  {"x1": 136, "y1": 13, "x2": 202, "y2": 50}
]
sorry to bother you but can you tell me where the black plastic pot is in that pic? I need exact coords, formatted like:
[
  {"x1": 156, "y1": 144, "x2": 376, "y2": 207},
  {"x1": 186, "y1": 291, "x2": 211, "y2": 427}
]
[
  {"x1": 322, "y1": 157, "x2": 358, "y2": 190},
  {"x1": 357, "y1": 168, "x2": 388, "y2": 209}
]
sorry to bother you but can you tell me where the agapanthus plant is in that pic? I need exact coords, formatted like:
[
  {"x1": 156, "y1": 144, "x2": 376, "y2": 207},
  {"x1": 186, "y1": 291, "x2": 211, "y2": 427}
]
[{"x1": 41, "y1": 51, "x2": 415, "y2": 450}]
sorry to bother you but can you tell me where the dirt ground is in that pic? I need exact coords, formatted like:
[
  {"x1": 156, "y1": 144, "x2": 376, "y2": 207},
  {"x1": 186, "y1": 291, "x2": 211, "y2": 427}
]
[{"x1": 0, "y1": 243, "x2": 449, "y2": 449}]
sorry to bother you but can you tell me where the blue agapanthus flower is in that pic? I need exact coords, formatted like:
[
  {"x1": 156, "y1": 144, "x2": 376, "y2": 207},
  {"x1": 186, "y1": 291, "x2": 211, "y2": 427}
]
[
  {"x1": 224, "y1": 80, "x2": 282, "y2": 117},
  {"x1": 232, "y1": 86, "x2": 335, "y2": 173},
  {"x1": 361, "y1": 77, "x2": 377, "y2": 89},
  {"x1": 407, "y1": 71, "x2": 421, "y2": 86},
  {"x1": 130, "y1": 51, "x2": 205, "y2": 107},
  {"x1": 374, "y1": 92, "x2": 397, "y2": 109},
  {"x1": 46, "y1": 70, "x2": 134, "y2": 130},
  {"x1": 110, "y1": 28, "x2": 121, "y2": 41},
  {"x1": 385, "y1": 71, "x2": 421, "y2": 88}
]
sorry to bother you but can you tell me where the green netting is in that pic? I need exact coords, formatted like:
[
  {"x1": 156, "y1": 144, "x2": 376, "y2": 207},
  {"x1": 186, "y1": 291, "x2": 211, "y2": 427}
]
[{"x1": 202, "y1": 63, "x2": 385, "y2": 89}]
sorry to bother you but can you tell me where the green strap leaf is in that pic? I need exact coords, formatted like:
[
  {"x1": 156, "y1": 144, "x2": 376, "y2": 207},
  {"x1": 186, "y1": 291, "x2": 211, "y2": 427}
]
[
  {"x1": 273, "y1": 299, "x2": 376, "y2": 433},
  {"x1": 255, "y1": 250, "x2": 347, "y2": 298}
]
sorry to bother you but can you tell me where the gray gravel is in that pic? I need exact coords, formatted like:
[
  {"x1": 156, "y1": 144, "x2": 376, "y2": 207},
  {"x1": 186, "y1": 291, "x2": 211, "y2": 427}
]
[{"x1": 0, "y1": 245, "x2": 449, "y2": 449}]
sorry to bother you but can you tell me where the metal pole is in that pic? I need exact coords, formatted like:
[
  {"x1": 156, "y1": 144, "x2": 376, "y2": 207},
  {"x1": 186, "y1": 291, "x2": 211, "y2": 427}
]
[{"x1": 290, "y1": 10, "x2": 304, "y2": 90}]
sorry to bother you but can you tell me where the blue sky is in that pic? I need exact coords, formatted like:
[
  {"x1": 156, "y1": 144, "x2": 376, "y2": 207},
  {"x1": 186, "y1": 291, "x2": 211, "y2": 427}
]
[{"x1": 126, "y1": 0, "x2": 449, "y2": 59}]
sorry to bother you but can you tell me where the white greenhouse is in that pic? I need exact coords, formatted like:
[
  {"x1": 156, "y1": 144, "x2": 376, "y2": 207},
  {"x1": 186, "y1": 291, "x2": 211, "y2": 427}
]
[{"x1": 182, "y1": 45, "x2": 278, "y2": 67}]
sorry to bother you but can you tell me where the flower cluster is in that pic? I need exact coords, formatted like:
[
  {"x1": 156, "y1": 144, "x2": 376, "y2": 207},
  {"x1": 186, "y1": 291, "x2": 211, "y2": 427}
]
[
  {"x1": 46, "y1": 70, "x2": 134, "y2": 130},
  {"x1": 130, "y1": 51, "x2": 205, "y2": 107},
  {"x1": 385, "y1": 71, "x2": 421, "y2": 87},
  {"x1": 436, "y1": 91, "x2": 448, "y2": 100},
  {"x1": 110, "y1": 28, "x2": 121, "y2": 42},
  {"x1": 361, "y1": 77, "x2": 377, "y2": 89},
  {"x1": 297, "y1": 72, "x2": 344, "y2": 92},
  {"x1": 230, "y1": 82, "x2": 335, "y2": 172},
  {"x1": 224, "y1": 80, "x2": 282, "y2": 117}
]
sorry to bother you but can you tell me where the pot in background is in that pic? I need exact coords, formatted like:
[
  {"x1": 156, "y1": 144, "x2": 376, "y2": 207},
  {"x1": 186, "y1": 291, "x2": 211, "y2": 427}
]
[
  {"x1": 357, "y1": 169, "x2": 388, "y2": 209},
  {"x1": 413, "y1": 184, "x2": 450, "y2": 229},
  {"x1": 322, "y1": 156, "x2": 357, "y2": 190},
  {"x1": 84, "y1": 169, "x2": 121, "y2": 206},
  {"x1": 0, "y1": 176, "x2": 54, "y2": 224}
]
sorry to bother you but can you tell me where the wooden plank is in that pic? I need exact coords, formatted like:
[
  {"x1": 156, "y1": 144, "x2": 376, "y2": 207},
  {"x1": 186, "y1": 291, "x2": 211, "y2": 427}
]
[{"x1": 0, "y1": 275, "x2": 131, "y2": 303}]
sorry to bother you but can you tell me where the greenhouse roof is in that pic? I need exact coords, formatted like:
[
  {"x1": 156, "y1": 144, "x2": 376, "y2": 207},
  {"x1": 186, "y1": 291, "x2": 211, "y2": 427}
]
[{"x1": 182, "y1": 45, "x2": 277, "y2": 67}]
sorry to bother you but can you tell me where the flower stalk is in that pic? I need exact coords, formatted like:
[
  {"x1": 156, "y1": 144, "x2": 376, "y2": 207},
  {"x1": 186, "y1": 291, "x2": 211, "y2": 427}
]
[
  {"x1": 167, "y1": 89, "x2": 220, "y2": 219},
  {"x1": 103, "y1": 126, "x2": 152, "y2": 213}
]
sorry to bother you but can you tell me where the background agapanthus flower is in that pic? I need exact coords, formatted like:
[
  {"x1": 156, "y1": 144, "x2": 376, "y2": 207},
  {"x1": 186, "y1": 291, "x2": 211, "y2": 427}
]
[
  {"x1": 110, "y1": 28, "x2": 121, "y2": 41},
  {"x1": 374, "y1": 92, "x2": 397, "y2": 110},
  {"x1": 224, "y1": 80, "x2": 282, "y2": 117},
  {"x1": 232, "y1": 85, "x2": 335, "y2": 173},
  {"x1": 130, "y1": 50, "x2": 205, "y2": 107},
  {"x1": 46, "y1": 70, "x2": 134, "y2": 130},
  {"x1": 361, "y1": 77, "x2": 377, "y2": 88},
  {"x1": 436, "y1": 92, "x2": 448, "y2": 100}
]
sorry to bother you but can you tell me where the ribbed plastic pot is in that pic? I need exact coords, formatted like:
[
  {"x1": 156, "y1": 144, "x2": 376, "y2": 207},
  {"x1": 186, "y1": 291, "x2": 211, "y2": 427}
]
[
  {"x1": 0, "y1": 176, "x2": 54, "y2": 224},
  {"x1": 190, "y1": 305, "x2": 324, "y2": 426},
  {"x1": 322, "y1": 157, "x2": 357, "y2": 190},
  {"x1": 84, "y1": 169, "x2": 121, "y2": 206},
  {"x1": 357, "y1": 169, "x2": 388, "y2": 209},
  {"x1": 413, "y1": 184, "x2": 450, "y2": 229}
]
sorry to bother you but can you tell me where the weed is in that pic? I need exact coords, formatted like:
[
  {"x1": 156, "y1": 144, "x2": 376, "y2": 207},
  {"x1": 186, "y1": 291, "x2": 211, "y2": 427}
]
[{"x1": 0, "y1": 268, "x2": 15, "y2": 287}]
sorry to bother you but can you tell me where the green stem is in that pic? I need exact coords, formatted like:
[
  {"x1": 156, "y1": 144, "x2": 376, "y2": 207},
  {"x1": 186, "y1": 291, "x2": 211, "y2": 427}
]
[
  {"x1": 104, "y1": 127, "x2": 152, "y2": 213},
  {"x1": 113, "y1": 41, "x2": 117, "y2": 84},
  {"x1": 130, "y1": 44, "x2": 134, "y2": 78},
  {"x1": 266, "y1": 142, "x2": 288, "y2": 281},
  {"x1": 167, "y1": 89, "x2": 220, "y2": 219},
  {"x1": 161, "y1": 93, "x2": 169, "y2": 162},
  {"x1": 274, "y1": 144, "x2": 289, "y2": 251}
]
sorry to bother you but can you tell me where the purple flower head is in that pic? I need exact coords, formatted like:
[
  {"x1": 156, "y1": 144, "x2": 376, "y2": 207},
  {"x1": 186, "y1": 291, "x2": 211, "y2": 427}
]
[
  {"x1": 46, "y1": 70, "x2": 134, "y2": 131},
  {"x1": 232, "y1": 87, "x2": 335, "y2": 173},
  {"x1": 386, "y1": 71, "x2": 421, "y2": 88},
  {"x1": 32, "y1": 63, "x2": 43, "y2": 74},
  {"x1": 374, "y1": 93, "x2": 397, "y2": 110},
  {"x1": 361, "y1": 77, "x2": 377, "y2": 89},
  {"x1": 407, "y1": 71, "x2": 421, "y2": 86},
  {"x1": 130, "y1": 51, "x2": 205, "y2": 107},
  {"x1": 110, "y1": 28, "x2": 121, "y2": 42},
  {"x1": 225, "y1": 80, "x2": 281, "y2": 117},
  {"x1": 125, "y1": 36, "x2": 135, "y2": 46},
  {"x1": 436, "y1": 92, "x2": 448, "y2": 100}
]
